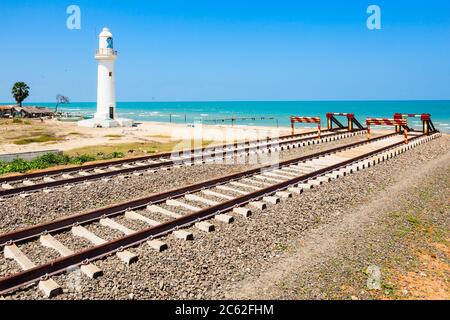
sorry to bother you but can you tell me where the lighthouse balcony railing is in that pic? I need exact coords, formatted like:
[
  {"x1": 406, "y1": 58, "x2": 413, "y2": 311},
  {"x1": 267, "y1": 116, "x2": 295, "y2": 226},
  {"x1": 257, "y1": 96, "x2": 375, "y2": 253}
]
[{"x1": 95, "y1": 48, "x2": 117, "y2": 56}]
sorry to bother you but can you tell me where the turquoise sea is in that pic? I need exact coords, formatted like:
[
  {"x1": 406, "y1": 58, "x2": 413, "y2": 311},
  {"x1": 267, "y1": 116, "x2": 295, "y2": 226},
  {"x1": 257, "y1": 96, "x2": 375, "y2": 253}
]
[{"x1": 19, "y1": 100, "x2": 450, "y2": 133}]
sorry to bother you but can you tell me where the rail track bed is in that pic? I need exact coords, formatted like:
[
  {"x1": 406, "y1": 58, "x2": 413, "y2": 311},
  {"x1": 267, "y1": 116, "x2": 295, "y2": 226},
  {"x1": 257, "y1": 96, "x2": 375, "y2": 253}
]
[
  {"x1": 0, "y1": 129, "x2": 365, "y2": 198},
  {"x1": 0, "y1": 131, "x2": 441, "y2": 298}
]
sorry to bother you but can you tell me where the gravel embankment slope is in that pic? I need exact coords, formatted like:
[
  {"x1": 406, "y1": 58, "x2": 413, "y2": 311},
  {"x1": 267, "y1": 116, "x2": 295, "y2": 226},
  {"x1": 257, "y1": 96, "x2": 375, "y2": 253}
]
[{"x1": 230, "y1": 135, "x2": 450, "y2": 300}]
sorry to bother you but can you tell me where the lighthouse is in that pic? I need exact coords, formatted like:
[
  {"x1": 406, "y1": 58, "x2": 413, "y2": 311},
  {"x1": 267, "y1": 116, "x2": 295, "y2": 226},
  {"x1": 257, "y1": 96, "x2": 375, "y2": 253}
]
[{"x1": 79, "y1": 27, "x2": 133, "y2": 128}]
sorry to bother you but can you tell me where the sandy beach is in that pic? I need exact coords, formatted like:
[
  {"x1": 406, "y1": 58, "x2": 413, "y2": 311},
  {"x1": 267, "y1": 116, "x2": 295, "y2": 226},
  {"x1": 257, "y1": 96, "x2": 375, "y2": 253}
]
[{"x1": 0, "y1": 118, "x2": 305, "y2": 155}]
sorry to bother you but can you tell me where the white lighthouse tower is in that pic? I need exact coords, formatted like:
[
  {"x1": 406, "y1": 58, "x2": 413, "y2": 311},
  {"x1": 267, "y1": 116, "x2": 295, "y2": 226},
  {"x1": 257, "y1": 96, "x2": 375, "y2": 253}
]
[{"x1": 79, "y1": 27, "x2": 133, "y2": 128}]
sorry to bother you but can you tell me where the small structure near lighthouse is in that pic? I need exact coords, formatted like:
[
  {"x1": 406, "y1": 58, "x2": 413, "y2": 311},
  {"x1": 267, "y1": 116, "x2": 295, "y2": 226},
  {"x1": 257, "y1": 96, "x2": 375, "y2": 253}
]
[{"x1": 79, "y1": 27, "x2": 133, "y2": 128}]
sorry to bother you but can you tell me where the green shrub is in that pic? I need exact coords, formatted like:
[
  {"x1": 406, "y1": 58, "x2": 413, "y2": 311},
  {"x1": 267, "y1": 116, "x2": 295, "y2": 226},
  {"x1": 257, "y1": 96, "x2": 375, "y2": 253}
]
[
  {"x1": 12, "y1": 118, "x2": 23, "y2": 124},
  {"x1": 111, "y1": 151, "x2": 124, "y2": 158},
  {"x1": 98, "y1": 151, "x2": 124, "y2": 160},
  {"x1": 0, "y1": 149, "x2": 129, "y2": 175},
  {"x1": 69, "y1": 154, "x2": 96, "y2": 165},
  {"x1": 0, "y1": 152, "x2": 97, "y2": 175},
  {"x1": 32, "y1": 153, "x2": 70, "y2": 167},
  {"x1": 0, "y1": 159, "x2": 31, "y2": 174}
]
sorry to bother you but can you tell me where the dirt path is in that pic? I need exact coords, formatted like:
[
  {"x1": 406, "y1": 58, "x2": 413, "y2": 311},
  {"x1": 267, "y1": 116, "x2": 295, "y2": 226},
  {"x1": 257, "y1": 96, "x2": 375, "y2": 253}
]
[{"x1": 229, "y1": 138, "x2": 450, "y2": 300}]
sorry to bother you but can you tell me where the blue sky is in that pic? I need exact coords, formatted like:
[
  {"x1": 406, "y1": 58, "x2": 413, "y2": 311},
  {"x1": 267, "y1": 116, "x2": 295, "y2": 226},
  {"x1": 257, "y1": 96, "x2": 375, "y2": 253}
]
[{"x1": 1, "y1": 0, "x2": 449, "y2": 102}]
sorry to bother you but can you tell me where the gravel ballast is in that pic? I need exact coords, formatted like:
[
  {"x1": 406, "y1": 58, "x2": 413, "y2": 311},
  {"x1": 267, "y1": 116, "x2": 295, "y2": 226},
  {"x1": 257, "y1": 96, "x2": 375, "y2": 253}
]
[
  {"x1": 2, "y1": 132, "x2": 445, "y2": 300},
  {"x1": 0, "y1": 132, "x2": 369, "y2": 234}
]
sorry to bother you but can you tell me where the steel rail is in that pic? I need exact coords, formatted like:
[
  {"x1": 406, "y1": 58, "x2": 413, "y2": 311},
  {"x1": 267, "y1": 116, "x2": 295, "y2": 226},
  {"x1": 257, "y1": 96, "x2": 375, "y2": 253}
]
[
  {"x1": 0, "y1": 129, "x2": 365, "y2": 198},
  {"x1": 0, "y1": 132, "x2": 391, "y2": 246},
  {"x1": 0, "y1": 128, "x2": 341, "y2": 184},
  {"x1": 0, "y1": 133, "x2": 430, "y2": 296}
]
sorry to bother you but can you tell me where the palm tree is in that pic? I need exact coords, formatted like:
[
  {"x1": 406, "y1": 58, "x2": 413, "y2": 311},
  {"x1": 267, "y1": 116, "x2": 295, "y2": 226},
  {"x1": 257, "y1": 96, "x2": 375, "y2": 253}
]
[{"x1": 11, "y1": 82, "x2": 30, "y2": 107}]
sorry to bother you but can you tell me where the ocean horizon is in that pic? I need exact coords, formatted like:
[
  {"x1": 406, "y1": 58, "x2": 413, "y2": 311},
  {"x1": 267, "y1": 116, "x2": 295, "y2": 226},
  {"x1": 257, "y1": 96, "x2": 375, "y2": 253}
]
[{"x1": 6, "y1": 100, "x2": 450, "y2": 133}]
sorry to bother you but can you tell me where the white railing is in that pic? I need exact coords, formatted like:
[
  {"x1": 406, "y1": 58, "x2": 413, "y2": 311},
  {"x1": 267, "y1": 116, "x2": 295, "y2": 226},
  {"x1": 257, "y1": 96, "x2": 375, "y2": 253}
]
[{"x1": 95, "y1": 48, "x2": 117, "y2": 56}]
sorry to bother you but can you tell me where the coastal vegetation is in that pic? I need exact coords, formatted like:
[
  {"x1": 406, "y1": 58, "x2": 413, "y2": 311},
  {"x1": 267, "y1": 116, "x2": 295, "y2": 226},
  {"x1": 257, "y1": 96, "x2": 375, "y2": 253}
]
[
  {"x1": 0, "y1": 153, "x2": 94, "y2": 175},
  {"x1": 0, "y1": 138, "x2": 213, "y2": 176},
  {"x1": 65, "y1": 139, "x2": 213, "y2": 158},
  {"x1": 0, "y1": 119, "x2": 64, "y2": 146},
  {"x1": 12, "y1": 118, "x2": 32, "y2": 125},
  {"x1": 0, "y1": 152, "x2": 124, "y2": 175},
  {"x1": 13, "y1": 134, "x2": 64, "y2": 145},
  {"x1": 11, "y1": 82, "x2": 30, "y2": 107},
  {"x1": 0, "y1": 118, "x2": 215, "y2": 175},
  {"x1": 104, "y1": 134, "x2": 123, "y2": 138}
]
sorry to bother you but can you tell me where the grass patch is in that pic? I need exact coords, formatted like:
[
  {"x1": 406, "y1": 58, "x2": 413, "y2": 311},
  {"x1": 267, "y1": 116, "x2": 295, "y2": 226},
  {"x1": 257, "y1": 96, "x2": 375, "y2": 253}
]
[
  {"x1": 10, "y1": 118, "x2": 32, "y2": 125},
  {"x1": 419, "y1": 189, "x2": 433, "y2": 202},
  {"x1": 104, "y1": 134, "x2": 123, "y2": 138},
  {"x1": 13, "y1": 134, "x2": 64, "y2": 145},
  {"x1": 66, "y1": 139, "x2": 213, "y2": 158},
  {"x1": 275, "y1": 243, "x2": 289, "y2": 252},
  {"x1": 277, "y1": 282, "x2": 290, "y2": 290},
  {"x1": 405, "y1": 215, "x2": 421, "y2": 228},
  {"x1": 148, "y1": 134, "x2": 172, "y2": 139},
  {"x1": 389, "y1": 211, "x2": 402, "y2": 219},
  {"x1": 389, "y1": 211, "x2": 424, "y2": 238},
  {"x1": 0, "y1": 121, "x2": 64, "y2": 147},
  {"x1": 429, "y1": 225, "x2": 449, "y2": 243},
  {"x1": 381, "y1": 282, "x2": 396, "y2": 296}
]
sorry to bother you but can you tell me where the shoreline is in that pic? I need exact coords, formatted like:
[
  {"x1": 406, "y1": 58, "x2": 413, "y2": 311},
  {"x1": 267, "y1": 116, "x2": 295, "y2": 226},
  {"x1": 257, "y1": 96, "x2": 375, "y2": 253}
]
[{"x1": 4, "y1": 100, "x2": 450, "y2": 133}]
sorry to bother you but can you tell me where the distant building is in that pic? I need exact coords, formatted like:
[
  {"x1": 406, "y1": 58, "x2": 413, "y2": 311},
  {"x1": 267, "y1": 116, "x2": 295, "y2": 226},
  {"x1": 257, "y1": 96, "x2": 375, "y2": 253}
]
[
  {"x1": 12, "y1": 106, "x2": 54, "y2": 118},
  {"x1": 0, "y1": 105, "x2": 15, "y2": 118}
]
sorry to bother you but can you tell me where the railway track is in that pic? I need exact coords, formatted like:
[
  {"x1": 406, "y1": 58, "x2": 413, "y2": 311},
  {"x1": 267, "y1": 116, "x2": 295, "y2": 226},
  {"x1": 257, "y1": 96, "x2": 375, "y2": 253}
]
[
  {"x1": 0, "y1": 128, "x2": 365, "y2": 198},
  {"x1": 0, "y1": 131, "x2": 441, "y2": 298}
]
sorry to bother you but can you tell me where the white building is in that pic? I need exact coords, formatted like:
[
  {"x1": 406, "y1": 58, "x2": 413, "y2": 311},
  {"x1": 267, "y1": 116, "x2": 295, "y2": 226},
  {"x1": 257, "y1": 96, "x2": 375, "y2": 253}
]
[{"x1": 79, "y1": 27, "x2": 133, "y2": 128}]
